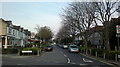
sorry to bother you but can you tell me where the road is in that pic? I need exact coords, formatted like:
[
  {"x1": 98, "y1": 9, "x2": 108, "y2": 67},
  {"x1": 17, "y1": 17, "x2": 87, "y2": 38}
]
[{"x1": 2, "y1": 45, "x2": 114, "y2": 67}]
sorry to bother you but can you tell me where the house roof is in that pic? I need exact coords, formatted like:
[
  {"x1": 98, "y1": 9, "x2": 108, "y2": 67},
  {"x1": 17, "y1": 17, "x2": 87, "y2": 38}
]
[
  {"x1": 13, "y1": 25, "x2": 21, "y2": 30},
  {"x1": 89, "y1": 26, "x2": 103, "y2": 34},
  {"x1": 24, "y1": 29, "x2": 31, "y2": 35},
  {"x1": 1, "y1": 18, "x2": 32, "y2": 35}
]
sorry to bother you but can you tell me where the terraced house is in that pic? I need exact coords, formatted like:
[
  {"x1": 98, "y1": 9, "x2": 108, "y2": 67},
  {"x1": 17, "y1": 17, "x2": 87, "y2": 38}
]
[{"x1": 0, "y1": 18, "x2": 31, "y2": 48}]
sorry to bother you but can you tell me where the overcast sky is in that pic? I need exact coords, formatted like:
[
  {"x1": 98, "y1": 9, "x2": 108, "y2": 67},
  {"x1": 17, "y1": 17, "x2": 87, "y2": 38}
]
[{"x1": 1, "y1": 2, "x2": 69, "y2": 34}]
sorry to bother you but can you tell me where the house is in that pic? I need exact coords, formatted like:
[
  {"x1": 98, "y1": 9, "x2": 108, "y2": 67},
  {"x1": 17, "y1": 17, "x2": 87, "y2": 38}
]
[
  {"x1": 89, "y1": 26, "x2": 103, "y2": 45},
  {"x1": 74, "y1": 26, "x2": 103, "y2": 46},
  {"x1": 12, "y1": 25, "x2": 23, "y2": 47},
  {"x1": 88, "y1": 17, "x2": 120, "y2": 50},
  {"x1": 0, "y1": 19, "x2": 7, "y2": 48},
  {"x1": 0, "y1": 18, "x2": 32, "y2": 48},
  {"x1": 0, "y1": 19, "x2": 13, "y2": 48},
  {"x1": 31, "y1": 32, "x2": 36, "y2": 39},
  {"x1": 108, "y1": 17, "x2": 120, "y2": 50}
]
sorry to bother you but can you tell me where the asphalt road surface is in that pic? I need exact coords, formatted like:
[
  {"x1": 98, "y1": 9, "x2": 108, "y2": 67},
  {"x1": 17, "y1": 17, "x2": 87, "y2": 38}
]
[{"x1": 2, "y1": 45, "x2": 114, "y2": 67}]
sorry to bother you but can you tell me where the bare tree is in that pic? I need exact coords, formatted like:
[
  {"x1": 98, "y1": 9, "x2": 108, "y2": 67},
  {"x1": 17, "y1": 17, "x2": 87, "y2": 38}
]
[
  {"x1": 94, "y1": 0, "x2": 120, "y2": 50},
  {"x1": 59, "y1": 2, "x2": 97, "y2": 47},
  {"x1": 56, "y1": 23, "x2": 72, "y2": 42}
]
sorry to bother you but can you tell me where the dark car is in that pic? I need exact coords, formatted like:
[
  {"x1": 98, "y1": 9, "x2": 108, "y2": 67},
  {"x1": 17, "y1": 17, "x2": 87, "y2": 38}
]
[{"x1": 45, "y1": 45, "x2": 53, "y2": 51}]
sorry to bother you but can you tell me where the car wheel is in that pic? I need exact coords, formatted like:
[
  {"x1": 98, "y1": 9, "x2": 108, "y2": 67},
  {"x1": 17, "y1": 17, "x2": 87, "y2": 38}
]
[{"x1": 69, "y1": 50, "x2": 71, "y2": 53}]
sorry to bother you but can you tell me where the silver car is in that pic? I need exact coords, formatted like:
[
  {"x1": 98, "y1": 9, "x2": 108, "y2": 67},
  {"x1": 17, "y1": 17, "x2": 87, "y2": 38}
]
[{"x1": 68, "y1": 45, "x2": 79, "y2": 53}]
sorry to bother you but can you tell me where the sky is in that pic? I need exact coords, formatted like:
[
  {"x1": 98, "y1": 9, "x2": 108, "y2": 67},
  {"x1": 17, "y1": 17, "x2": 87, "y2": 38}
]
[
  {"x1": 1, "y1": 2, "x2": 69, "y2": 34},
  {"x1": 1, "y1": 0, "x2": 119, "y2": 35}
]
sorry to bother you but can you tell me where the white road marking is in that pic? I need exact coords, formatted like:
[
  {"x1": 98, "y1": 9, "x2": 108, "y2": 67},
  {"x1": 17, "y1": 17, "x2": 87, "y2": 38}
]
[
  {"x1": 17, "y1": 64, "x2": 23, "y2": 65},
  {"x1": 79, "y1": 63, "x2": 88, "y2": 65},
  {"x1": 61, "y1": 51, "x2": 63, "y2": 54},
  {"x1": 83, "y1": 58, "x2": 93, "y2": 62},
  {"x1": 64, "y1": 54, "x2": 67, "y2": 57},
  {"x1": 67, "y1": 58, "x2": 71, "y2": 63},
  {"x1": 60, "y1": 51, "x2": 70, "y2": 64},
  {"x1": 81, "y1": 54, "x2": 114, "y2": 66},
  {"x1": 71, "y1": 62, "x2": 76, "y2": 64}
]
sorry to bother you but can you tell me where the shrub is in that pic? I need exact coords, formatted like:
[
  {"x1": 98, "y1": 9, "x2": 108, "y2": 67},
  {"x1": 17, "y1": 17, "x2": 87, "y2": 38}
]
[
  {"x1": 2, "y1": 48, "x2": 18, "y2": 54},
  {"x1": 78, "y1": 46, "x2": 90, "y2": 50},
  {"x1": 41, "y1": 44, "x2": 47, "y2": 47},
  {"x1": 22, "y1": 47, "x2": 41, "y2": 51},
  {"x1": 105, "y1": 50, "x2": 120, "y2": 60},
  {"x1": 91, "y1": 48, "x2": 97, "y2": 56},
  {"x1": 22, "y1": 47, "x2": 41, "y2": 55},
  {"x1": 90, "y1": 48, "x2": 106, "y2": 56},
  {"x1": 25, "y1": 43, "x2": 33, "y2": 47},
  {"x1": 91, "y1": 49, "x2": 120, "y2": 60},
  {"x1": 78, "y1": 46, "x2": 120, "y2": 61}
]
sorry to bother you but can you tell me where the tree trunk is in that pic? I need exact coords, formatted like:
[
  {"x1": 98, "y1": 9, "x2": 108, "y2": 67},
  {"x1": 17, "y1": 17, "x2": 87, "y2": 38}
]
[
  {"x1": 104, "y1": 22, "x2": 110, "y2": 50},
  {"x1": 84, "y1": 33, "x2": 88, "y2": 48}
]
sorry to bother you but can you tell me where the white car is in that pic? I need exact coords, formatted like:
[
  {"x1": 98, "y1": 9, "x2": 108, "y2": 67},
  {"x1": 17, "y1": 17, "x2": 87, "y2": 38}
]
[
  {"x1": 68, "y1": 45, "x2": 79, "y2": 53},
  {"x1": 63, "y1": 45, "x2": 68, "y2": 49}
]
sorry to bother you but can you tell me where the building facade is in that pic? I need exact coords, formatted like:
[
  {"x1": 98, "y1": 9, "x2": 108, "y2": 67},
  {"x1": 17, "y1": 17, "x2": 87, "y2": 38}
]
[
  {"x1": 0, "y1": 18, "x2": 31, "y2": 48},
  {"x1": 0, "y1": 19, "x2": 7, "y2": 48},
  {"x1": 89, "y1": 26, "x2": 103, "y2": 45}
]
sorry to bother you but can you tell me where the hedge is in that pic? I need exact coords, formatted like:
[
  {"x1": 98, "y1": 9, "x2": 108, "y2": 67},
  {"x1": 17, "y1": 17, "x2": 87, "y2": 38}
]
[
  {"x1": 22, "y1": 47, "x2": 41, "y2": 51},
  {"x1": 105, "y1": 51, "x2": 120, "y2": 60},
  {"x1": 21, "y1": 47, "x2": 41, "y2": 55},
  {"x1": 2, "y1": 48, "x2": 18, "y2": 54},
  {"x1": 79, "y1": 46, "x2": 120, "y2": 60}
]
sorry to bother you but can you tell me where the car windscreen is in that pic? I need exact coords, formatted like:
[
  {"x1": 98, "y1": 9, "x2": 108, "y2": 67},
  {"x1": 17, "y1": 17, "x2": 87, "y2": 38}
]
[
  {"x1": 70, "y1": 46, "x2": 77, "y2": 48},
  {"x1": 47, "y1": 45, "x2": 52, "y2": 47}
]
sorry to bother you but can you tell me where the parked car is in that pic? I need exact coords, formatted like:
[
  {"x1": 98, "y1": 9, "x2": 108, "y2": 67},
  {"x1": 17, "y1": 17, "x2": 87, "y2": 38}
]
[
  {"x1": 45, "y1": 45, "x2": 53, "y2": 51},
  {"x1": 57, "y1": 44, "x2": 61, "y2": 47},
  {"x1": 68, "y1": 45, "x2": 79, "y2": 53},
  {"x1": 58, "y1": 44, "x2": 63, "y2": 48},
  {"x1": 62, "y1": 45, "x2": 68, "y2": 49}
]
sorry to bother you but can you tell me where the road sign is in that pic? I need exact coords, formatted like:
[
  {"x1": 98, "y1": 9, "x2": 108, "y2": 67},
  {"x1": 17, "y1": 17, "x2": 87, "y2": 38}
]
[
  {"x1": 22, "y1": 51, "x2": 32, "y2": 53},
  {"x1": 116, "y1": 25, "x2": 120, "y2": 34}
]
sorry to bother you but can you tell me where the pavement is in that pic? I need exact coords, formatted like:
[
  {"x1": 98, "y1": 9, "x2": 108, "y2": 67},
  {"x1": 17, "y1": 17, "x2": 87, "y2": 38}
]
[{"x1": 80, "y1": 53, "x2": 119, "y2": 67}]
